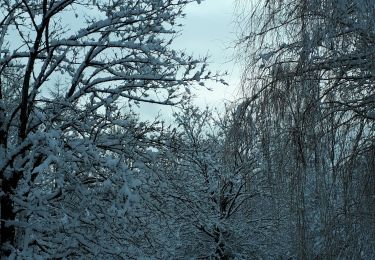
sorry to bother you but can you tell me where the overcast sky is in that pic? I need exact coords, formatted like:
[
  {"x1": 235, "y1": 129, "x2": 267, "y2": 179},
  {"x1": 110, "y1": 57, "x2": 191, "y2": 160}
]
[
  {"x1": 141, "y1": 0, "x2": 240, "y2": 121},
  {"x1": 175, "y1": 0, "x2": 240, "y2": 105}
]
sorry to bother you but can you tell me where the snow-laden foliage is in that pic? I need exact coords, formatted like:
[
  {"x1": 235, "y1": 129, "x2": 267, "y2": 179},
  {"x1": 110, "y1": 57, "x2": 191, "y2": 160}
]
[{"x1": 0, "y1": 0, "x2": 217, "y2": 257}]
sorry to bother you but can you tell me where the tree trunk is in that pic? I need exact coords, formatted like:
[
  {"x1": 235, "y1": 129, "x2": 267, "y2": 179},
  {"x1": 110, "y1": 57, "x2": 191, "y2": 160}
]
[{"x1": 1, "y1": 174, "x2": 19, "y2": 256}]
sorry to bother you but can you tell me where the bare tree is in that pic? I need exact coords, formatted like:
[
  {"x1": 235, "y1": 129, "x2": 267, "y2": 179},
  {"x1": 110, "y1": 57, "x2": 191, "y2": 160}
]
[{"x1": 235, "y1": 0, "x2": 375, "y2": 258}]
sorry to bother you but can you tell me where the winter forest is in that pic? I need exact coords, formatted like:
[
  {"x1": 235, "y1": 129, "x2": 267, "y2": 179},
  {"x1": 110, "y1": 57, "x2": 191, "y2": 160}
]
[{"x1": 0, "y1": 0, "x2": 374, "y2": 258}]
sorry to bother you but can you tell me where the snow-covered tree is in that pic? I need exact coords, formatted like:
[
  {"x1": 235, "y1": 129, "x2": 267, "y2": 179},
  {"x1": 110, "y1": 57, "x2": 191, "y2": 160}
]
[
  {"x1": 0, "y1": 0, "x2": 215, "y2": 257},
  {"x1": 131, "y1": 105, "x2": 281, "y2": 259}
]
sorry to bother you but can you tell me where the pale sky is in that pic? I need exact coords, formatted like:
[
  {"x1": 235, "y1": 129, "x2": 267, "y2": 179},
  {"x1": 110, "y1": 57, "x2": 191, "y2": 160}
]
[
  {"x1": 141, "y1": 0, "x2": 240, "y2": 121},
  {"x1": 174, "y1": 0, "x2": 240, "y2": 106}
]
